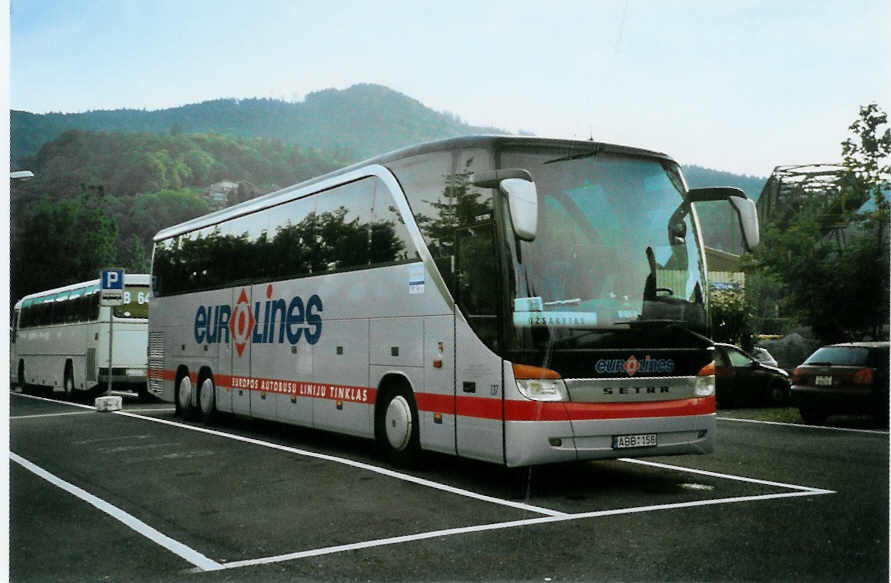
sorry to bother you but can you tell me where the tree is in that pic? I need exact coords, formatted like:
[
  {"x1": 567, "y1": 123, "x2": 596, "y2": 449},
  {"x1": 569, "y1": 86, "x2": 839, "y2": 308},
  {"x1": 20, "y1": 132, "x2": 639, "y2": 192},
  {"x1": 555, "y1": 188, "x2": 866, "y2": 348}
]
[
  {"x1": 710, "y1": 289, "x2": 755, "y2": 350},
  {"x1": 118, "y1": 233, "x2": 148, "y2": 273},
  {"x1": 746, "y1": 104, "x2": 890, "y2": 343},
  {"x1": 12, "y1": 185, "x2": 118, "y2": 301}
]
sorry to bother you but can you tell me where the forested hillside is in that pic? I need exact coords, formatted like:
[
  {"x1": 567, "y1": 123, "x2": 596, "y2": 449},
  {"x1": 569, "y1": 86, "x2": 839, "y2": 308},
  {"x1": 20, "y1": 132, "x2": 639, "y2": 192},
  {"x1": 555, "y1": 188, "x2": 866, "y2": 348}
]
[
  {"x1": 10, "y1": 130, "x2": 347, "y2": 304},
  {"x1": 10, "y1": 83, "x2": 504, "y2": 166}
]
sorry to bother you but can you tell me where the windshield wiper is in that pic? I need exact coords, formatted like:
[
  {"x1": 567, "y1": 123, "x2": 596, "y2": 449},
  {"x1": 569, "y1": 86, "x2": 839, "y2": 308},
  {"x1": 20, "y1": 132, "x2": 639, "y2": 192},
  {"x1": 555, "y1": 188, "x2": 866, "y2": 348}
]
[
  {"x1": 544, "y1": 146, "x2": 603, "y2": 165},
  {"x1": 616, "y1": 318, "x2": 684, "y2": 328}
]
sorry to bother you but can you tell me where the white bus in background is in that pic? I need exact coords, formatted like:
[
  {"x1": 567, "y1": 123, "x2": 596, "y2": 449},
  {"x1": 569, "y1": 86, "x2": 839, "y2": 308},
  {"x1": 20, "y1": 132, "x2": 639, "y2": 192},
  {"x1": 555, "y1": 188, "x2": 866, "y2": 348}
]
[
  {"x1": 11, "y1": 274, "x2": 151, "y2": 399},
  {"x1": 149, "y1": 136, "x2": 759, "y2": 467}
]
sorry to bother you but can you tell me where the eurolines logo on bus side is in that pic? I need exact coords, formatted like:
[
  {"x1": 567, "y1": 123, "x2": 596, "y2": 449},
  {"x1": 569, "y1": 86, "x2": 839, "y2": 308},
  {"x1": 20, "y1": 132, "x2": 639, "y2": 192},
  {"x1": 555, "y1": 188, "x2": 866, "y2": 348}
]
[{"x1": 193, "y1": 284, "x2": 323, "y2": 356}]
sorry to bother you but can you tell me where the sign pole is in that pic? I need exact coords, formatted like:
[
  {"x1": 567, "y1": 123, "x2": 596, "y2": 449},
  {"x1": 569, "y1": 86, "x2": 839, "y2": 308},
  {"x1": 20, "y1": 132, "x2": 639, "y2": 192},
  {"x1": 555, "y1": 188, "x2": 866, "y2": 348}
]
[
  {"x1": 100, "y1": 268, "x2": 125, "y2": 397},
  {"x1": 107, "y1": 304, "x2": 113, "y2": 395}
]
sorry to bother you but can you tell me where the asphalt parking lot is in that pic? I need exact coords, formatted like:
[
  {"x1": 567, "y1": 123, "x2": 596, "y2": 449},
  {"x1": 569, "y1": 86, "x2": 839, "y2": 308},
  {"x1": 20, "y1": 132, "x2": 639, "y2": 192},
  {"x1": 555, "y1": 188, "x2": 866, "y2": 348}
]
[{"x1": 9, "y1": 391, "x2": 889, "y2": 582}]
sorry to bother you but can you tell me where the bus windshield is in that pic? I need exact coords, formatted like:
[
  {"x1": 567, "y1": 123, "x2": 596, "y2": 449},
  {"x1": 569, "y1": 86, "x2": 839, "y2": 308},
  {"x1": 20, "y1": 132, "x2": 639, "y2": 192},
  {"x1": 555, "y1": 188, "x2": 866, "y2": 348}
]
[
  {"x1": 501, "y1": 149, "x2": 707, "y2": 347},
  {"x1": 114, "y1": 286, "x2": 151, "y2": 319}
]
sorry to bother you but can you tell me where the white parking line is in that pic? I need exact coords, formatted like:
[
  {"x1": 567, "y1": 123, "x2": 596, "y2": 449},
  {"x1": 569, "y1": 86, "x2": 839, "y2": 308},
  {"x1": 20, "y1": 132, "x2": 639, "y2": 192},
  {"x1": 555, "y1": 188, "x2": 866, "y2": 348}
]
[
  {"x1": 112, "y1": 410, "x2": 568, "y2": 518},
  {"x1": 11, "y1": 411, "x2": 95, "y2": 420},
  {"x1": 12, "y1": 393, "x2": 95, "y2": 410},
  {"x1": 618, "y1": 458, "x2": 835, "y2": 494},
  {"x1": 718, "y1": 416, "x2": 889, "y2": 435},
  {"x1": 9, "y1": 451, "x2": 224, "y2": 572},
  {"x1": 216, "y1": 489, "x2": 830, "y2": 571},
  {"x1": 12, "y1": 391, "x2": 839, "y2": 573},
  {"x1": 11, "y1": 393, "x2": 565, "y2": 517}
]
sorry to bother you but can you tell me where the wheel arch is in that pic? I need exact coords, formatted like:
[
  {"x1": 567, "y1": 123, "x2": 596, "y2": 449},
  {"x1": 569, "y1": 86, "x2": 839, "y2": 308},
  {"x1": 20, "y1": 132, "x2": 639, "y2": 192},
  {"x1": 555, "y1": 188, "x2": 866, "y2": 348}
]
[{"x1": 375, "y1": 372, "x2": 415, "y2": 414}]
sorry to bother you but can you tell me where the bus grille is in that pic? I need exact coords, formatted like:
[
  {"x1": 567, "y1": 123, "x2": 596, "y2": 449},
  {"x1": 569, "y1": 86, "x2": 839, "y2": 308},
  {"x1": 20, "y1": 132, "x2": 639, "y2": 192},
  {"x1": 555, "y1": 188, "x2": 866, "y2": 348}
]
[
  {"x1": 148, "y1": 332, "x2": 165, "y2": 359},
  {"x1": 147, "y1": 332, "x2": 165, "y2": 395}
]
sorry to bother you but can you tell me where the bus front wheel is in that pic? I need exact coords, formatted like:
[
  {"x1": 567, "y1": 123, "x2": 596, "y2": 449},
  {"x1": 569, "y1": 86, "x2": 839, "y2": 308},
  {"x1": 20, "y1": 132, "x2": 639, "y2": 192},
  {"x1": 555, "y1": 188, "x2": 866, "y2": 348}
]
[{"x1": 375, "y1": 384, "x2": 420, "y2": 466}]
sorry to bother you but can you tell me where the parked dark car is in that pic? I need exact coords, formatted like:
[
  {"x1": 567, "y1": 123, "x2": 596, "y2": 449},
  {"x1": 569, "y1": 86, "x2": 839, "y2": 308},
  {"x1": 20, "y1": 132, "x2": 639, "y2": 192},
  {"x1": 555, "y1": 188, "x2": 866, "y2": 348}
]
[
  {"x1": 791, "y1": 342, "x2": 889, "y2": 425},
  {"x1": 714, "y1": 343, "x2": 791, "y2": 408}
]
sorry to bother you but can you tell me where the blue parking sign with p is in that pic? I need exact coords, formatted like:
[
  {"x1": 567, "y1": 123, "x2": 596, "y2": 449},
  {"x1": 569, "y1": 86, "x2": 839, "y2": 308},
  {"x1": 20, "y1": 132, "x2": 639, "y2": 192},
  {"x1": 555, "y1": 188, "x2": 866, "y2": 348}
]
[{"x1": 101, "y1": 269, "x2": 124, "y2": 290}]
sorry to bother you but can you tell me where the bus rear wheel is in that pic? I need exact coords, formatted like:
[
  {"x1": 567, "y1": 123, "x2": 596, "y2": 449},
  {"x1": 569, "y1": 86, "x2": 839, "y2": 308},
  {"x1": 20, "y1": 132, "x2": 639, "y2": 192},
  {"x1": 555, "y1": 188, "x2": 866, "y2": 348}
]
[
  {"x1": 375, "y1": 384, "x2": 420, "y2": 466},
  {"x1": 197, "y1": 373, "x2": 217, "y2": 424},
  {"x1": 63, "y1": 364, "x2": 75, "y2": 400},
  {"x1": 17, "y1": 361, "x2": 27, "y2": 393},
  {"x1": 175, "y1": 373, "x2": 197, "y2": 420}
]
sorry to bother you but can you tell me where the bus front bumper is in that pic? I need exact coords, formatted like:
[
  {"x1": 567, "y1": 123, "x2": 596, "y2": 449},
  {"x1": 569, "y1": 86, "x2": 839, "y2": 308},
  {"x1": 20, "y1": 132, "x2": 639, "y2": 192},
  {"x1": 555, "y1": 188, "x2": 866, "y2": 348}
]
[
  {"x1": 98, "y1": 367, "x2": 148, "y2": 387},
  {"x1": 504, "y1": 412, "x2": 715, "y2": 467}
]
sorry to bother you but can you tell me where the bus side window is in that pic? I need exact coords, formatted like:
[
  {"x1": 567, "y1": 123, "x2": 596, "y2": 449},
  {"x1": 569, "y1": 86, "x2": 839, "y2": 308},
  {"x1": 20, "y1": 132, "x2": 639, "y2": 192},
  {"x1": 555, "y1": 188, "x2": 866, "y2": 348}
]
[
  {"x1": 313, "y1": 179, "x2": 374, "y2": 271},
  {"x1": 88, "y1": 294, "x2": 100, "y2": 321},
  {"x1": 456, "y1": 224, "x2": 500, "y2": 349},
  {"x1": 370, "y1": 178, "x2": 419, "y2": 264}
]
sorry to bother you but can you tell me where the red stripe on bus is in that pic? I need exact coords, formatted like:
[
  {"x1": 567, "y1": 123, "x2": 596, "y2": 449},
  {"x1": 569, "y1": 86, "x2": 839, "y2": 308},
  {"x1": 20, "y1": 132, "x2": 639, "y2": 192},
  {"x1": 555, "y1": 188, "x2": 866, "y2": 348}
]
[
  {"x1": 456, "y1": 396, "x2": 503, "y2": 420},
  {"x1": 154, "y1": 369, "x2": 376, "y2": 404},
  {"x1": 150, "y1": 369, "x2": 713, "y2": 420},
  {"x1": 147, "y1": 368, "x2": 175, "y2": 381},
  {"x1": 414, "y1": 393, "x2": 455, "y2": 414}
]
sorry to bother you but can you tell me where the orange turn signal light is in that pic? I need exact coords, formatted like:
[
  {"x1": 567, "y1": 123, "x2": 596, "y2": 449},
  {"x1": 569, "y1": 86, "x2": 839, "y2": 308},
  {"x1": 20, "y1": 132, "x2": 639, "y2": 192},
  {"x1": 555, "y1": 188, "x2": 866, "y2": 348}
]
[
  {"x1": 512, "y1": 363, "x2": 561, "y2": 380},
  {"x1": 698, "y1": 361, "x2": 716, "y2": 376}
]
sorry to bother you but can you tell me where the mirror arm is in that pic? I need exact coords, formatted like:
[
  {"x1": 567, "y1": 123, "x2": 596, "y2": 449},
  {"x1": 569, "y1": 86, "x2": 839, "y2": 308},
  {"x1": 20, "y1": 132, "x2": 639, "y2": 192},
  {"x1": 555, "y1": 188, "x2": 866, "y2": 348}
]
[{"x1": 469, "y1": 168, "x2": 533, "y2": 188}]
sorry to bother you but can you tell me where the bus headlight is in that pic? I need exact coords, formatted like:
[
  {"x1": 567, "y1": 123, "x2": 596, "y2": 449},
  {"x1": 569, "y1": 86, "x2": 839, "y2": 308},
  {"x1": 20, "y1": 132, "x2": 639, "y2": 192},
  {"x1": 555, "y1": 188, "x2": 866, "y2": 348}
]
[
  {"x1": 694, "y1": 361, "x2": 716, "y2": 397},
  {"x1": 125, "y1": 368, "x2": 145, "y2": 377},
  {"x1": 516, "y1": 378, "x2": 569, "y2": 401},
  {"x1": 512, "y1": 363, "x2": 568, "y2": 402}
]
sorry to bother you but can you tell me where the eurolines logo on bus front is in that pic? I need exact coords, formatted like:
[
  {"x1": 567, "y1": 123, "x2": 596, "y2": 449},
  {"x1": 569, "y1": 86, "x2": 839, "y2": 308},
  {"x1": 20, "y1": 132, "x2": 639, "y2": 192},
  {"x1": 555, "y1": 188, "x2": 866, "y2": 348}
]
[{"x1": 193, "y1": 284, "x2": 323, "y2": 356}]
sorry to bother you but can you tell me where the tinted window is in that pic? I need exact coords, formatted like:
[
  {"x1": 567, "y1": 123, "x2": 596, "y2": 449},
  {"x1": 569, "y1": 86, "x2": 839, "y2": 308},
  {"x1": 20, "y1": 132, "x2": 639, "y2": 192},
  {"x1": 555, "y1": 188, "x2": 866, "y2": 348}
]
[
  {"x1": 804, "y1": 346, "x2": 870, "y2": 366},
  {"x1": 152, "y1": 176, "x2": 419, "y2": 296},
  {"x1": 370, "y1": 178, "x2": 416, "y2": 264},
  {"x1": 388, "y1": 148, "x2": 495, "y2": 295},
  {"x1": 314, "y1": 179, "x2": 374, "y2": 272},
  {"x1": 727, "y1": 348, "x2": 753, "y2": 367}
]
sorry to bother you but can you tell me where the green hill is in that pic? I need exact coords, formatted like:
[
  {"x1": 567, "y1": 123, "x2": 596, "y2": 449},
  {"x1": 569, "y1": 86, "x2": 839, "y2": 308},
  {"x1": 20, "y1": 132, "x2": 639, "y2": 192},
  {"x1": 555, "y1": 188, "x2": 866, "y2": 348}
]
[{"x1": 10, "y1": 83, "x2": 506, "y2": 166}]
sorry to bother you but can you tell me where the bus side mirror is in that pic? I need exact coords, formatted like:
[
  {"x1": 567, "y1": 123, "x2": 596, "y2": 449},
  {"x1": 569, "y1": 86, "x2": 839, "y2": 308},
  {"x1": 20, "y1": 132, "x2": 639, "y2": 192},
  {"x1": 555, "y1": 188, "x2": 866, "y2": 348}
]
[
  {"x1": 469, "y1": 168, "x2": 538, "y2": 241},
  {"x1": 687, "y1": 187, "x2": 760, "y2": 251},
  {"x1": 500, "y1": 178, "x2": 538, "y2": 241}
]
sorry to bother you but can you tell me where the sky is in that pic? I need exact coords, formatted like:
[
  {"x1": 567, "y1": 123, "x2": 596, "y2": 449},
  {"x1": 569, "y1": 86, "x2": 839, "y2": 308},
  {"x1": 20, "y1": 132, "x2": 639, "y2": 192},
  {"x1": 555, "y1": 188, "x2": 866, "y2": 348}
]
[{"x1": 7, "y1": 0, "x2": 891, "y2": 177}]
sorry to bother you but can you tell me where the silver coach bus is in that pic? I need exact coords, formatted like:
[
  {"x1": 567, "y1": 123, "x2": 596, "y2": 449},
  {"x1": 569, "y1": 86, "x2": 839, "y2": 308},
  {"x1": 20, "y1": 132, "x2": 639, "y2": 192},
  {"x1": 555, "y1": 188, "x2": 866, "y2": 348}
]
[
  {"x1": 148, "y1": 136, "x2": 759, "y2": 467},
  {"x1": 12, "y1": 274, "x2": 151, "y2": 398}
]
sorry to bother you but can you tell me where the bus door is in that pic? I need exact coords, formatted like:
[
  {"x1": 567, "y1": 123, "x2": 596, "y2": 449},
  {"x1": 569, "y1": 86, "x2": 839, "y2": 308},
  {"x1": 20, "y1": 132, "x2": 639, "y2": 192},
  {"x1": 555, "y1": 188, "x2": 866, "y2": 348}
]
[
  {"x1": 453, "y1": 223, "x2": 505, "y2": 463},
  {"x1": 229, "y1": 286, "x2": 253, "y2": 416}
]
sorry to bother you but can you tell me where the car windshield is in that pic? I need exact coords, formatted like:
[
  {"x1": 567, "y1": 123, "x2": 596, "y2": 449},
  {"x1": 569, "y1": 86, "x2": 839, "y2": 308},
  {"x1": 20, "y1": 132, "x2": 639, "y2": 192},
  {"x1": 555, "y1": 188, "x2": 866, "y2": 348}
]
[
  {"x1": 804, "y1": 346, "x2": 870, "y2": 366},
  {"x1": 500, "y1": 148, "x2": 706, "y2": 347}
]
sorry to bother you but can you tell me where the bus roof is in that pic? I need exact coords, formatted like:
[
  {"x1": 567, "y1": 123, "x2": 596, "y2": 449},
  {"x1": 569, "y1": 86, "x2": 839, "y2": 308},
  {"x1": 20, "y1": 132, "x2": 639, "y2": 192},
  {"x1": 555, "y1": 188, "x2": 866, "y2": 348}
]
[
  {"x1": 153, "y1": 135, "x2": 674, "y2": 242},
  {"x1": 13, "y1": 273, "x2": 151, "y2": 309}
]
